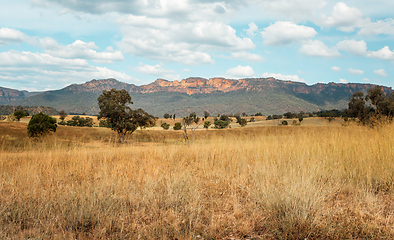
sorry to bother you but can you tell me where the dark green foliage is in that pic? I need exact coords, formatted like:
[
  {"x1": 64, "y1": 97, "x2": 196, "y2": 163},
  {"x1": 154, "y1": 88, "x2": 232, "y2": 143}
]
[
  {"x1": 214, "y1": 119, "x2": 229, "y2": 129},
  {"x1": 59, "y1": 110, "x2": 67, "y2": 121},
  {"x1": 203, "y1": 111, "x2": 210, "y2": 119},
  {"x1": 254, "y1": 112, "x2": 263, "y2": 116},
  {"x1": 237, "y1": 118, "x2": 247, "y2": 127},
  {"x1": 99, "y1": 119, "x2": 110, "y2": 128},
  {"x1": 250, "y1": 117, "x2": 255, "y2": 122},
  {"x1": 173, "y1": 122, "x2": 182, "y2": 130},
  {"x1": 163, "y1": 113, "x2": 171, "y2": 119},
  {"x1": 13, "y1": 105, "x2": 29, "y2": 121},
  {"x1": 183, "y1": 112, "x2": 199, "y2": 125},
  {"x1": 203, "y1": 121, "x2": 211, "y2": 130},
  {"x1": 346, "y1": 86, "x2": 394, "y2": 125},
  {"x1": 161, "y1": 122, "x2": 170, "y2": 130},
  {"x1": 281, "y1": 120, "x2": 288, "y2": 126},
  {"x1": 219, "y1": 114, "x2": 230, "y2": 122},
  {"x1": 66, "y1": 116, "x2": 93, "y2": 127},
  {"x1": 97, "y1": 89, "x2": 156, "y2": 143},
  {"x1": 284, "y1": 112, "x2": 296, "y2": 119},
  {"x1": 299, "y1": 117, "x2": 303, "y2": 124},
  {"x1": 27, "y1": 112, "x2": 57, "y2": 138},
  {"x1": 173, "y1": 114, "x2": 176, "y2": 120}
]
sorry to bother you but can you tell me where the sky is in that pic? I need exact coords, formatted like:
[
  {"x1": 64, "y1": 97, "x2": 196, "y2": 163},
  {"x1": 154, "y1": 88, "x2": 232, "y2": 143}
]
[{"x1": 0, "y1": 0, "x2": 394, "y2": 91}]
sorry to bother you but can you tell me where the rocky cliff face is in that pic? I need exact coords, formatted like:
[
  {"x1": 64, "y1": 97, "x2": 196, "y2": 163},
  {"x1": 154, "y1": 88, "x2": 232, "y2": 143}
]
[{"x1": 0, "y1": 87, "x2": 29, "y2": 104}]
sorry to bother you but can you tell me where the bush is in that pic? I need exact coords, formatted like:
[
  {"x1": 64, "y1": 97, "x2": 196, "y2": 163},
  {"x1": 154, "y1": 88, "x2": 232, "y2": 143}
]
[
  {"x1": 214, "y1": 120, "x2": 229, "y2": 129},
  {"x1": 281, "y1": 120, "x2": 288, "y2": 126},
  {"x1": 173, "y1": 122, "x2": 182, "y2": 130},
  {"x1": 27, "y1": 112, "x2": 57, "y2": 138},
  {"x1": 99, "y1": 119, "x2": 110, "y2": 128},
  {"x1": 163, "y1": 113, "x2": 171, "y2": 119},
  {"x1": 161, "y1": 122, "x2": 170, "y2": 130},
  {"x1": 66, "y1": 116, "x2": 93, "y2": 127}
]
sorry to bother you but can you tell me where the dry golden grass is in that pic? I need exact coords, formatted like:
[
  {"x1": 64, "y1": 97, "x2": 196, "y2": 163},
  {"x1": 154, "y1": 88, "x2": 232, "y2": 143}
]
[{"x1": 1, "y1": 122, "x2": 394, "y2": 239}]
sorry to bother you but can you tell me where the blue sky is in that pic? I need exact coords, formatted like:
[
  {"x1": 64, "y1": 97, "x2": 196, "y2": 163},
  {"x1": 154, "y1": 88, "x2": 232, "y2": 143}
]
[{"x1": 0, "y1": 0, "x2": 393, "y2": 91}]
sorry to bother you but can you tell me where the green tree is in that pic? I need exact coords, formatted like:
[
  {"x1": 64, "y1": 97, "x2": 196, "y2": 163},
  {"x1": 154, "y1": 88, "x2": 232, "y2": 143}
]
[
  {"x1": 281, "y1": 120, "x2": 288, "y2": 126},
  {"x1": 163, "y1": 113, "x2": 171, "y2": 119},
  {"x1": 237, "y1": 118, "x2": 247, "y2": 127},
  {"x1": 27, "y1": 112, "x2": 57, "y2": 138},
  {"x1": 347, "y1": 92, "x2": 373, "y2": 124},
  {"x1": 203, "y1": 121, "x2": 211, "y2": 130},
  {"x1": 14, "y1": 105, "x2": 29, "y2": 121},
  {"x1": 299, "y1": 117, "x2": 303, "y2": 124},
  {"x1": 97, "y1": 88, "x2": 156, "y2": 143},
  {"x1": 161, "y1": 122, "x2": 170, "y2": 130},
  {"x1": 59, "y1": 110, "x2": 67, "y2": 121},
  {"x1": 173, "y1": 122, "x2": 182, "y2": 130}
]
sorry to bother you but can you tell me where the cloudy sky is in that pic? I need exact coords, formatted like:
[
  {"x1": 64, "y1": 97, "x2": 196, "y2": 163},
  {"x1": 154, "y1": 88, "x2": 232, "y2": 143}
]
[{"x1": 1, "y1": 0, "x2": 394, "y2": 91}]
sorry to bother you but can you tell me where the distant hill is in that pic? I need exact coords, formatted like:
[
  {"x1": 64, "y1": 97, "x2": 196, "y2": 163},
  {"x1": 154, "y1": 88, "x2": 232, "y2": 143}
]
[
  {"x1": 0, "y1": 105, "x2": 58, "y2": 116},
  {"x1": 2, "y1": 78, "x2": 392, "y2": 117},
  {"x1": 0, "y1": 86, "x2": 40, "y2": 104}
]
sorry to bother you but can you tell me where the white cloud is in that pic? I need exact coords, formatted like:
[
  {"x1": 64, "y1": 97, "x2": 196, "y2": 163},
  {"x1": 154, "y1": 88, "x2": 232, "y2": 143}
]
[
  {"x1": 321, "y1": 2, "x2": 366, "y2": 32},
  {"x1": 257, "y1": 0, "x2": 327, "y2": 22},
  {"x1": 0, "y1": 28, "x2": 28, "y2": 45},
  {"x1": 336, "y1": 40, "x2": 367, "y2": 56},
  {"x1": 229, "y1": 52, "x2": 264, "y2": 62},
  {"x1": 226, "y1": 65, "x2": 255, "y2": 78},
  {"x1": 359, "y1": 19, "x2": 394, "y2": 36},
  {"x1": 261, "y1": 72, "x2": 305, "y2": 83},
  {"x1": 367, "y1": 46, "x2": 394, "y2": 61},
  {"x1": 363, "y1": 78, "x2": 370, "y2": 82},
  {"x1": 261, "y1": 21, "x2": 317, "y2": 46},
  {"x1": 41, "y1": 39, "x2": 124, "y2": 63},
  {"x1": 300, "y1": 40, "x2": 341, "y2": 57},
  {"x1": 118, "y1": 18, "x2": 253, "y2": 65},
  {"x1": 374, "y1": 69, "x2": 388, "y2": 77},
  {"x1": 245, "y1": 22, "x2": 258, "y2": 37},
  {"x1": 134, "y1": 62, "x2": 180, "y2": 80},
  {"x1": 0, "y1": 50, "x2": 135, "y2": 91},
  {"x1": 340, "y1": 78, "x2": 348, "y2": 84},
  {"x1": 318, "y1": 2, "x2": 394, "y2": 36},
  {"x1": 331, "y1": 66, "x2": 341, "y2": 71},
  {"x1": 348, "y1": 68, "x2": 364, "y2": 75}
]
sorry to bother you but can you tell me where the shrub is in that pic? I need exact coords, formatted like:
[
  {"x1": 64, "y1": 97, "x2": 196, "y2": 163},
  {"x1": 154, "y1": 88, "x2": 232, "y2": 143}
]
[
  {"x1": 161, "y1": 122, "x2": 170, "y2": 130},
  {"x1": 281, "y1": 120, "x2": 288, "y2": 126},
  {"x1": 27, "y1": 112, "x2": 57, "y2": 138},
  {"x1": 173, "y1": 122, "x2": 182, "y2": 130},
  {"x1": 214, "y1": 119, "x2": 229, "y2": 129},
  {"x1": 203, "y1": 121, "x2": 211, "y2": 130}
]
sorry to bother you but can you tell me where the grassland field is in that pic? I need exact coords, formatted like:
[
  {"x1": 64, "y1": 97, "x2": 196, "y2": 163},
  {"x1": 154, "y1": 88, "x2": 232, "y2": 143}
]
[{"x1": 1, "y1": 118, "x2": 394, "y2": 239}]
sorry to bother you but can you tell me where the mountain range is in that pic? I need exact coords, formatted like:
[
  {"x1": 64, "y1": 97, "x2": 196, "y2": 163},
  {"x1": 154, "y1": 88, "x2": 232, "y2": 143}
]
[{"x1": 1, "y1": 77, "x2": 391, "y2": 117}]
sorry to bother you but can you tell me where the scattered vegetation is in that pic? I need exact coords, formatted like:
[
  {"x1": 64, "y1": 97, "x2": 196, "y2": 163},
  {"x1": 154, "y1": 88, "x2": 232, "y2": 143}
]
[
  {"x1": 2, "y1": 122, "x2": 394, "y2": 239},
  {"x1": 59, "y1": 115, "x2": 94, "y2": 127}
]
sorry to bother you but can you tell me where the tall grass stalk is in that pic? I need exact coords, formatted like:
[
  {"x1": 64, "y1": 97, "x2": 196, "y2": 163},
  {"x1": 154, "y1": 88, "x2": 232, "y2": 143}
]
[{"x1": 1, "y1": 122, "x2": 394, "y2": 239}]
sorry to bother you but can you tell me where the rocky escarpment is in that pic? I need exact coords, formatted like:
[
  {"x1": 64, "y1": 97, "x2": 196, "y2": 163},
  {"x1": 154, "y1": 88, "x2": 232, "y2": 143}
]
[{"x1": 0, "y1": 87, "x2": 29, "y2": 104}]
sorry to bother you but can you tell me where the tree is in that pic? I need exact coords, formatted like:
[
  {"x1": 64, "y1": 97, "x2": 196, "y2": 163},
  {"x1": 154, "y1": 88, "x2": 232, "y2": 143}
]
[
  {"x1": 59, "y1": 110, "x2": 67, "y2": 121},
  {"x1": 299, "y1": 117, "x2": 303, "y2": 124},
  {"x1": 237, "y1": 118, "x2": 247, "y2": 127},
  {"x1": 173, "y1": 114, "x2": 176, "y2": 120},
  {"x1": 281, "y1": 120, "x2": 288, "y2": 126},
  {"x1": 14, "y1": 105, "x2": 29, "y2": 121},
  {"x1": 97, "y1": 88, "x2": 156, "y2": 143},
  {"x1": 27, "y1": 112, "x2": 57, "y2": 138},
  {"x1": 347, "y1": 92, "x2": 373, "y2": 124},
  {"x1": 203, "y1": 121, "x2": 211, "y2": 130},
  {"x1": 163, "y1": 113, "x2": 171, "y2": 119}
]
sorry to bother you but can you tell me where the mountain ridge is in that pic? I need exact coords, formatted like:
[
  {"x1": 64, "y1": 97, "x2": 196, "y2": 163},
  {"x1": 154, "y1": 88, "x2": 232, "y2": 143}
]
[{"x1": 1, "y1": 77, "x2": 392, "y2": 116}]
